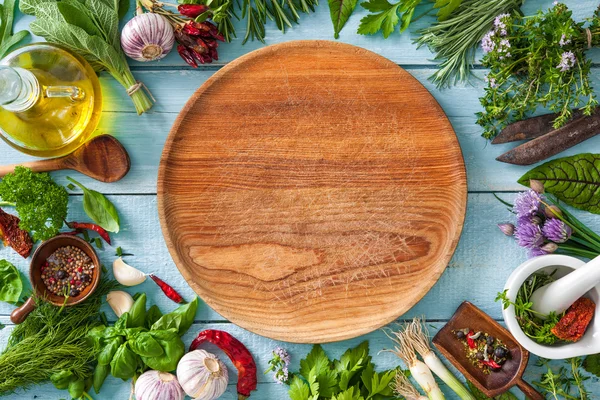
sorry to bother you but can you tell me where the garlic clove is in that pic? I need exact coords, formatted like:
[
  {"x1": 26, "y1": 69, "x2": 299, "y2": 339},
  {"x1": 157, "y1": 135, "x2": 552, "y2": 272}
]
[
  {"x1": 113, "y1": 257, "x2": 146, "y2": 286},
  {"x1": 106, "y1": 290, "x2": 134, "y2": 317}
]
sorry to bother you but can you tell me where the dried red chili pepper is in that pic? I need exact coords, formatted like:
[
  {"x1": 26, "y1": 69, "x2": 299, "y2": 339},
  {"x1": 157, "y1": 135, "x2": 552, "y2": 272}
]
[
  {"x1": 149, "y1": 274, "x2": 187, "y2": 304},
  {"x1": 466, "y1": 330, "x2": 476, "y2": 349},
  {"x1": 178, "y1": 4, "x2": 210, "y2": 18},
  {"x1": 177, "y1": 45, "x2": 197, "y2": 68},
  {"x1": 190, "y1": 329, "x2": 257, "y2": 400},
  {"x1": 175, "y1": 21, "x2": 223, "y2": 66},
  {"x1": 67, "y1": 222, "x2": 111, "y2": 244},
  {"x1": 481, "y1": 359, "x2": 501, "y2": 369}
]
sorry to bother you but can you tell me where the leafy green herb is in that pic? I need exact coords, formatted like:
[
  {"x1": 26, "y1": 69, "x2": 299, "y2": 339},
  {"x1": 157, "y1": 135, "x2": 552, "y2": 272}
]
[
  {"x1": 583, "y1": 353, "x2": 600, "y2": 378},
  {"x1": 0, "y1": 0, "x2": 30, "y2": 58},
  {"x1": 534, "y1": 358, "x2": 589, "y2": 400},
  {"x1": 328, "y1": 0, "x2": 358, "y2": 39},
  {"x1": 67, "y1": 177, "x2": 120, "y2": 233},
  {"x1": 0, "y1": 279, "x2": 119, "y2": 396},
  {"x1": 477, "y1": 4, "x2": 599, "y2": 139},
  {"x1": 270, "y1": 341, "x2": 397, "y2": 400},
  {"x1": 0, "y1": 166, "x2": 68, "y2": 241},
  {"x1": 20, "y1": 0, "x2": 153, "y2": 114},
  {"x1": 151, "y1": 297, "x2": 199, "y2": 336},
  {"x1": 66, "y1": 183, "x2": 76, "y2": 191},
  {"x1": 496, "y1": 272, "x2": 562, "y2": 345},
  {"x1": 0, "y1": 260, "x2": 22, "y2": 304},
  {"x1": 94, "y1": 237, "x2": 103, "y2": 249},
  {"x1": 518, "y1": 154, "x2": 600, "y2": 214}
]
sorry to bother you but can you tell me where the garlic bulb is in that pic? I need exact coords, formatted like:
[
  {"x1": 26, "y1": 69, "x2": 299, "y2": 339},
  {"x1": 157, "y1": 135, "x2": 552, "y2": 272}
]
[
  {"x1": 121, "y1": 14, "x2": 175, "y2": 62},
  {"x1": 106, "y1": 290, "x2": 134, "y2": 317},
  {"x1": 177, "y1": 350, "x2": 229, "y2": 400},
  {"x1": 135, "y1": 370, "x2": 185, "y2": 400},
  {"x1": 113, "y1": 257, "x2": 146, "y2": 286}
]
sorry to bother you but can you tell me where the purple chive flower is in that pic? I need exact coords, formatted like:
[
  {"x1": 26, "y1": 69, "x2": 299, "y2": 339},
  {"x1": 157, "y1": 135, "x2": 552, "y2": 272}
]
[
  {"x1": 541, "y1": 242, "x2": 558, "y2": 253},
  {"x1": 498, "y1": 223, "x2": 515, "y2": 236},
  {"x1": 542, "y1": 218, "x2": 572, "y2": 243},
  {"x1": 481, "y1": 30, "x2": 496, "y2": 53},
  {"x1": 515, "y1": 220, "x2": 544, "y2": 249},
  {"x1": 559, "y1": 34, "x2": 571, "y2": 47},
  {"x1": 274, "y1": 346, "x2": 290, "y2": 365},
  {"x1": 529, "y1": 246, "x2": 548, "y2": 258},
  {"x1": 513, "y1": 190, "x2": 541, "y2": 218},
  {"x1": 557, "y1": 51, "x2": 576, "y2": 72}
]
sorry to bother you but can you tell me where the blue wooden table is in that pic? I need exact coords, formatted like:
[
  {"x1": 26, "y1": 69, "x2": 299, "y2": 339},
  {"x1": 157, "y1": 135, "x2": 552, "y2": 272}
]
[{"x1": 2, "y1": 0, "x2": 600, "y2": 398}]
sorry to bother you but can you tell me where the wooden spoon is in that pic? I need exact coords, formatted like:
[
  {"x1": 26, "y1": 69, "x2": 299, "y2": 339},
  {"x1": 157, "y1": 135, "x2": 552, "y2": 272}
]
[{"x1": 0, "y1": 135, "x2": 130, "y2": 183}]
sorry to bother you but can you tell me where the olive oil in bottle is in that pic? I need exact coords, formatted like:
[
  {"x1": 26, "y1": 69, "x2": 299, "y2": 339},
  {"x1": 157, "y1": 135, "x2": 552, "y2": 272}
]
[{"x1": 0, "y1": 44, "x2": 102, "y2": 157}]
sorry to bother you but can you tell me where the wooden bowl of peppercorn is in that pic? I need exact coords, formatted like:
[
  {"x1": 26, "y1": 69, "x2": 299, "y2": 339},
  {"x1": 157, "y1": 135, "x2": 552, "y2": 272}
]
[{"x1": 10, "y1": 235, "x2": 101, "y2": 324}]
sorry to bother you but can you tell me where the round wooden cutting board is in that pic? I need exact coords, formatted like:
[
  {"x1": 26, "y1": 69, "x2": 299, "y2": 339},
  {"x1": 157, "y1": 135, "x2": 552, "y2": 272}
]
[{"x1": 158, "y1": 41, "x2": 467, "y2": 343}]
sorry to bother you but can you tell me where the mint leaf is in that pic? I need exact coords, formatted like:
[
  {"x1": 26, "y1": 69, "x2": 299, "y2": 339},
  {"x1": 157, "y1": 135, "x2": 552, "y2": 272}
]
[
  {"x1": 300, "y1": 345, "x2": 332, "y2": 380},
  {"x1": 328, "y1": 0, "x2": 358, "y2": 39},
  {"x1": 289, "y1": 376, "x2": 311, "y2": 400},
  {"x1": 584, "y1": 354, "x2": 600, "y2": 377},
  {"x1": 433, "y1": 0, "x2": 461, "y2": 20}
]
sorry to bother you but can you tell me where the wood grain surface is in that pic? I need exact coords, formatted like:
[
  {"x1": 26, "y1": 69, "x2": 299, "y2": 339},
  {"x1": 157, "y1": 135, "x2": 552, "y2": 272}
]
[{"x1": 158, "y1": 41, "x2": 467, "y2": 343}]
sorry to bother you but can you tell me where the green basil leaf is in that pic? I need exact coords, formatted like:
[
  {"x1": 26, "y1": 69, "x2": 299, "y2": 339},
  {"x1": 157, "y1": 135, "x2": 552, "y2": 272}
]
[
  {"x1": 129, "y1": 293, "x2": 147, "y2": 328},
  {"x1": 98, "y1": 336, "x2": 122, "y2": 366},
  {"x1": 50, "y1": 370, "x2": 75, "y2": 390},
  {"x1": 114, "y1": 312, "x2": 131, "y2": 329},
  {"x1": 110, "y1": 343, "x2": 138, "y2": 380},
  {"x1": 328, "y1": 0, "x2": 358, "y2": 39},
  {"x1": 68, "y1": 378, "x2": 85, "y2": 399},
  {"x1": 146, "y1": 305, "x2": 163, "y2": 329},
  {"x1": 67, "y1": 177, "x2": 120, "y2": 232},
  {"x1": 151, "y1": 297, "x2": 199, "y2": 336},
  {"x1": 141, "y1": 330, "x2": 185, "y2": 372},
  {"x1": 0, "y1": 260, "x2": 23, "y2": 304},
  {"x1": 130, "y1": 332, "x2": 164, "y2": 357},
  {"x1": 519, "y1": 153, "x2": 600, "y2": 214},
  {"x1": 93, "y1": 364, "x2": 110, "y2": 394}
]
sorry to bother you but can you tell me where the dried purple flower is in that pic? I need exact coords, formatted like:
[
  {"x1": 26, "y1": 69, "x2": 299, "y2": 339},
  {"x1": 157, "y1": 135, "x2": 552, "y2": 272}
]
[
  {"x1": 542, "y1": 218, "x2": 572, "y2": 243},
  {"x1": 515, "y1": 220, "x2": 544, "y2": 248},
  {"x1": 513, "y1": 190, "x2": 541, "y2": 218},
  {"x1": 557, "y1": 51, "x2": 576, "y2": 72},
  {"x1": 498, "y1": 223, "x2": 515, "y2": 236}
]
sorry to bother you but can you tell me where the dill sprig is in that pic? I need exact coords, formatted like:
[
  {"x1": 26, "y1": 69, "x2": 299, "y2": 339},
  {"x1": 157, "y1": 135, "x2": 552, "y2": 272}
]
[
  {"x1": 0, "y1": 279, "x2": 119, "y2": 396},
  {"x1": 415, "y1": 0, "x2": 523, "y2": 89}
]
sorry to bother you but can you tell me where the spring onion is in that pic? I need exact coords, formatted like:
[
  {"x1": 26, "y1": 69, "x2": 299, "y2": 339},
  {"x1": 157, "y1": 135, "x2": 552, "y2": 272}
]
[
  {"x1": 385, "y1": 327, "x2": 445, "y2": 400},
  {"x1": 393, "y1": 372, "x2": 429, "y2": 400},
  {"x1": 408, "y1": 318, "x2": 476, "y2": 400}
]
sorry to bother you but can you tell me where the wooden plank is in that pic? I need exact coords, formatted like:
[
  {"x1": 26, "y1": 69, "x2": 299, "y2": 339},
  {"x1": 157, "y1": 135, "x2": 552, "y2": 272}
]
[
  {"x1": 11, "y1": 1, "x2": 598, "y2": 68},
  {"x1": 0, "y1": 192, "x2": 570, "y2": 322},
  {"x1": 0, "y1": 318, "x2": 588, "y2": 400}
]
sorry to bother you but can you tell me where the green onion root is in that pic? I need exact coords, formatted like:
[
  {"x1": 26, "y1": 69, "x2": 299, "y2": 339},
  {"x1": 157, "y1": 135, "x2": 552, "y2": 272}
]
[
  {"x1": 393, "y1": 372, "x2": 429, "y2": 400},
  {"x1": 408, "y1": 318, "x2": 476, "y2": 400}
]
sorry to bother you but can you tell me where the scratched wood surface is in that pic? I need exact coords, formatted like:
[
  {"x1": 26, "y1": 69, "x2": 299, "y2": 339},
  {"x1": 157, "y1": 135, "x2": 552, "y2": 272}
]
[
  {"x1": 1, "y1": 0, "x2": 600, "y2": 398},
  {"x1": 158, "y1": 41, "x2": 467, "y2": 343}
]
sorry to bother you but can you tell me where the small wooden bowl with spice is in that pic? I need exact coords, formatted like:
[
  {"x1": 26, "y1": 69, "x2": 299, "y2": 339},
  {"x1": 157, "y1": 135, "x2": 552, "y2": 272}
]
[
  {"x1": 10, "y1": 235, "x2": 101, "y2": 324},
  {"x1": 433, "y1": 301, "x2": 543, "y2": 400}
]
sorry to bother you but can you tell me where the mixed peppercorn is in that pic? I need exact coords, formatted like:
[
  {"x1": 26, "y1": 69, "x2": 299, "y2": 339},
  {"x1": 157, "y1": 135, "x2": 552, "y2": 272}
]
[
  {"x1": 41, "y1": 246, "x2": 94, "y2": 297},
  {"x1": 454, "y1": 329, "x2": 510, "y2": 373}
]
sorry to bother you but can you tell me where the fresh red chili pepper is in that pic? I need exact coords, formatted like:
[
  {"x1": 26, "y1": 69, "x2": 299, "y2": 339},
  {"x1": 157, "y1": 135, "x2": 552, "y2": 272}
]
[
  {"x1": 176, "y1": 45, "x2": 197, "y2": 68},
  {"x1": 67, "y1": 222, "x2": 111, "y2": 244},
  {"x1": 481, "y1": 359, "x2": 501, "y2": 369},
  {"x1": 149, "y1": 274, "x2": 187, "y2": 304},
  {"x1": 178, "y1": 4, "x2": 210, "y2": 18},
  {"x1": 466, "y1": 330, "x2": 476, "y2": 349},
  {"x1": 190, "y1": 329, "x2": 257, "y2": 400}
]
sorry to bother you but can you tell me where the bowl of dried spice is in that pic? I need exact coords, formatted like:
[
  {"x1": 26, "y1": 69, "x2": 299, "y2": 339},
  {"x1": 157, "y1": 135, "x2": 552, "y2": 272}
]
[
  {"x1": 501, "y1": 254, "x2": 600, "y2": 359},
  {"x1": 10, "y1": 234, "x2": 101, "y2": 324}
]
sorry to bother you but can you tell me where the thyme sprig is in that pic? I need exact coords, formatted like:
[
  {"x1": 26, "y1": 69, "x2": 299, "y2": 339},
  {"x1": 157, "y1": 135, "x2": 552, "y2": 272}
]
[{"x1": 534, "y1": 358, "x2": 590, "y2": 400}]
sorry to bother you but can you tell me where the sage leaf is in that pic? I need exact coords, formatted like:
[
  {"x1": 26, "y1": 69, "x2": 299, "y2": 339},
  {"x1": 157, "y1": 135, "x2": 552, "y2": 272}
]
[
  {"x1": 518, "y1": 153, "x2": 600, "y2": 214},
  {"x1": 328, "y1": 0, "x2": 358, "y2": 39},
  {"x1": 67, "y1": 177, "x2": 120, "y2": 233},
  {"x1": 0, "y1": 0, "x2": 30, "y2": 58}
]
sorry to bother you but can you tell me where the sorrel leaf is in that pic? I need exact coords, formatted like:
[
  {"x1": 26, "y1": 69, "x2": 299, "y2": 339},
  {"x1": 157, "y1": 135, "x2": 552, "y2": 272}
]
[
  {"x1": 518, "y1": 153, "x2": 600, "y2": 214},
  {"x1": 328, "y1": 0, "x2": 359, "y2": 39}
]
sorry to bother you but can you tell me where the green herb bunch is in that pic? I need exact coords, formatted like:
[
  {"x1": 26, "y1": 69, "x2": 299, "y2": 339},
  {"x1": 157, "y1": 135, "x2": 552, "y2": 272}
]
[
  {"x1": 20, "y1": 0, "x2": 154, "y2": 115},
  {"x1": 477, "y1": 3, "x2": 600, "y2": 139},
  {"x1": 496, "y1": 272, "x2": 563, "y2": 345},
  {"x1": 0, "y1": 279, "x2": 119, "y2": 398},
  {"x1": 0, "y1": 166, "x2": 68, "y2": 241},
  {"x1": 534, "y1": 358, "x2": 590, "y2": 400},
  {"x1": 89, "y1": 294, "x2": 199, "y2": 394},
  {"x1": 266, "y1": 341, "x2": 399, "y2": 400}
]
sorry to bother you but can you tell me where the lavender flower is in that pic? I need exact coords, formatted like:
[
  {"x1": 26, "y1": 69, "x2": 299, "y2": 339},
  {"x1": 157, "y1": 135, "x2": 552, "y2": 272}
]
[
  {"x1": 498, "y1": 223, "x2": 515, "y2": 236},
  {"x1": 481, "y1": 30, "x2": 496, "y2": 53},
  {"x1": 515, "y1": 220, "x2": 544, "y2": 248},
  {"x1": 559, "y1": 34, "x2": 571, "y2": 47},
  {"x1": 513, "y1": 190, "x2": 541, "y2": 218},
  {"x1": 542, "y1": 218, "x2": 572, "y2": 243},
  {"x1": 557, "y1": 51, "x2": 576, "y2": 72}
]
